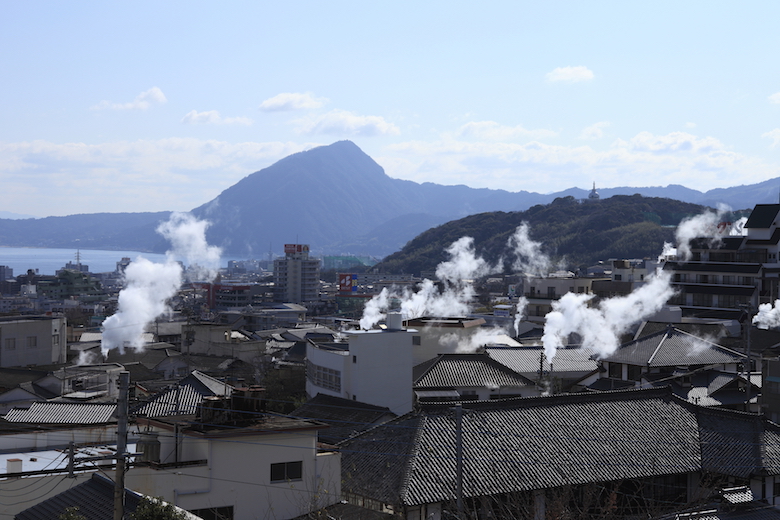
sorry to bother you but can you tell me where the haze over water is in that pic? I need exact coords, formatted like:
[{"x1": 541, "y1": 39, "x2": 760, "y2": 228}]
[{"x1": 0, "y1": 247, "x2": 169, "y2": 276}]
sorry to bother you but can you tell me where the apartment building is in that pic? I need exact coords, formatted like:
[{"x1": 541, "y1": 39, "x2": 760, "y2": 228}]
[{"x1": 274, "y1": 244, "x2": 320, "y2": 304}]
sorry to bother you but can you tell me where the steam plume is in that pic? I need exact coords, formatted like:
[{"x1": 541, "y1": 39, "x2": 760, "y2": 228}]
[
  {"x1": 359, "y1": 236, "x2": 501, "y2": 330},
  {"x1": 507, "y1": 223, "x2": 551, "y2": 277},
  {"x1": 754, "y1": 300, "x2": 780, "y2": 329},
  {"x1": 541, "y1": 269, "x2": 674, "y2": 361},
  {"x1": 675, "y1": 204, "x2": 732, "y2": 262},
  {"x1": 100, "y1": 213, "x2": 221, "y2": 356}
]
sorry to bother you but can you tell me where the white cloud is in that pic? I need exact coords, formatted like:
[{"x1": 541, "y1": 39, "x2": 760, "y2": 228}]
[
  {"x1": 258, "y1": 92, "x2": 327, "y2": 112},
  {"x1": 769, "y1": 92, "x2": 780, "y2": 104},
  {"x1": 579, "y1": 121, "x2": 610, "y2": 140},
  {"x1": 763, "y1": 129, "x2": 780, "y2": 148},
  {"x1": 381, "y1": 130, "x2": 770, "y2": 194},
  {"x1": 181, "y1": 110, "x2": 252, "y2": 126},
  {"x1": 545, "y1": 66, "x2": 594, "y2": 83},
  {"x1": 296, "y1": 109, "x2": 400, "y2": 136},
  {"x1": 0, "y1": 139, "x2": 315, "y2": 216},
  {"x1": 685, "y1": 122, "x2": 697, "y2": 128},
  {"x1": 91, "y1": 87, "x2": 167, "y2": 111},
  {"x1": 458, "y1": 121, "x2": 557, "y2": 141}
]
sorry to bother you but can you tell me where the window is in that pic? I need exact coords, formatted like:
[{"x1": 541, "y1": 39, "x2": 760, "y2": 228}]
[
  {"x1": 722, "y1": 275, "x2": 734, "y2": 285},
  {"x1": 692, "y1": 293, "x2": 712, "y2": 307},
  {"x1": 270, "y1": 461, "x2": 303, "y2": 482},
  {"x1": 4, "y1": 338, "x2": 15, "y2": 350},
  {"x1": 53, "y1": 335, "x2": 59, "y2": 346},
  {"x1": 412, "y1": 336, "x2": 421, "y2": 346},
  {"x1": 26, "y1": 336, "x2": 37, "y2": 349},
  {"x1": 608, "y1": 362, "x2": 622, "y2": 379},
  {"x1": 577, "y1": 287, "x2": 585, "y2": 293},
  {"x1": 547, "y1": 287, "x2": 556, "y2": 298},
  {"x1": 306, "y1": 361, "x2": 341, "y2": 392},
  {"x1": 352, "y1": 355, "x2": 357, "y2": 364},
  {"x1": 627, "y1": 365, "x2": 642, "y2": 381},
  {"x1": 614, "y1": 274, "x2": 622, "y2": 281}
]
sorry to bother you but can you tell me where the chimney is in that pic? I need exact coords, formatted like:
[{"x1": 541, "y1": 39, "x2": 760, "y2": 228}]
[
  {"x1": 6, "y1": 458, "x2": 22, "y2": 473},
  {"x1": 386, "y1": 312, "x2": 404, "y2": 331}
]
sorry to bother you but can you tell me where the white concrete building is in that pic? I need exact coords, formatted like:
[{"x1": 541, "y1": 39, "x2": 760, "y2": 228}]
[
  {"x1": 0, "y1": 396, "x2": 339, "y2": 520},
  {"x1": 306, "y1": 314, "x2": 415, "y2": 415}
]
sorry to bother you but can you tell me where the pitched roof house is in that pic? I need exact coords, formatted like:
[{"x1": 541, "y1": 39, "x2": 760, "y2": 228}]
[{"x1": 340, "y1": 387, "x2": 780, "y2": 519}]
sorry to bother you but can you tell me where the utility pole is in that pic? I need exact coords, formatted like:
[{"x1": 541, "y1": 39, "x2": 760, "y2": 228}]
[
  {"x1": 455, "y1": 404, "x2": 464, "y2": 519},
  {"x1": 114, "y1": 371, "x2": 129, "y2": 520}
]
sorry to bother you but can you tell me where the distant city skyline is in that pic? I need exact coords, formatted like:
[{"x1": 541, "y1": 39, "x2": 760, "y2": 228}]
[{"x1": 2, "y1": 1, "x2": 780, "y2": 217}]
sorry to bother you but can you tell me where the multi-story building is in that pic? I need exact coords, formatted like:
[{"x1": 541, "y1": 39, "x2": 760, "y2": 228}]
[
  {"x1": 274, "y1": 244, "x2": 320, "y2": 304},
  {"x1": 663, "y1": 203, "x2": 780, "y2": 319},
  {"x1": 306, "y1": 313, "x2": 415, "y2": 415},
  {"x1": 522, "y1": 272, "x2": 610, "y2": 322},
  {"x1": 0, "y1": 315, "x2": 67, "y2": 367}
]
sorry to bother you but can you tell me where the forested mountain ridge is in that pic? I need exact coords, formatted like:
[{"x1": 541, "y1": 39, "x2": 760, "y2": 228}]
[{"x1": 374, "y1": 195, "x2": 741, "y2": 275}]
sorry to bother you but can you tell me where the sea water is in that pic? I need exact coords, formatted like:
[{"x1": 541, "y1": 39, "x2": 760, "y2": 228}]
[{"x1": 0, "y1": 247, "x2": 170, "y2": 276}]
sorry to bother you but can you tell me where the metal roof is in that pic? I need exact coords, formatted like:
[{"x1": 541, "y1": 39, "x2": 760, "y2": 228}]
[
  {"x1": 745, "y1": 204, "x2": 780, "y2": 229},
  {"x1": 133, "y1": 370, "x2": 233, "y2": 418},
  {"x1": 4, "y1": 402, "x2": 117, "y2": 424},
  {"x1": 601, "y1": 327, "x2": 745, "y2": 367},
  {"x1": 485, "y1": 346, "x2": 599, "y2": 375}
]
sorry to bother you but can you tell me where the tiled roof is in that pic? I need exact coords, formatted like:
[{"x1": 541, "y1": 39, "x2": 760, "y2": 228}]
[
  {"x1": 4, "y1": 402, "x2": 116, "y2": 424},
  {"x1": 602, "y1": 327, "x2": 745, "y2": 367},
  {"x1": 340, "y1": 387, "x2": 780, "y2": 508},
  {"x1": 133, "y1": 370, "x2": 233, "y2": 418},
  {"x1": 413, "y1": 353, "x2": 534, "y2": 389},
  {"x1": 485, "y1": 346, "x2": 599, "y2": 375},
  {"x1": 290, "y1": 393, "x2": 396, "y2": 444}
]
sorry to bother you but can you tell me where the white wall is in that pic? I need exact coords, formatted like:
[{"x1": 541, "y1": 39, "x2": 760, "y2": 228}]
[
  {"x1": 128, "y1": 428, "x2": 340, "y2": 520},
  {"x1": 347, "y1": 329, "x2": 414, "y2": 415}
]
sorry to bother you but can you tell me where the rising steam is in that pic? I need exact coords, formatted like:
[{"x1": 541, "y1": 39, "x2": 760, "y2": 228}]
[
  {"x1": 359, "y1": 224, "x2": 549, "y2": 330},
  {"x1": 754, "y1": 301, "x2": 780, "y2": 330},
  {"x1": 100, "y1": 213, "x2": 221, "y2": 356},
  {"x1": 541, "y1": 269, "x2": 675, "y2": 361},
  {"x1": 675, "y1": 204, "x2": 732, "y2": 262}
]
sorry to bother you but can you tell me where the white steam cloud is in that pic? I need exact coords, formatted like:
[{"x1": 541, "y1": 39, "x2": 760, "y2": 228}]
[
  {"x1": 675, "y1": 204, "x2": 732, "y2": 262},
  {"x1": 514, "y1": 295, "x2": 529, "y2": 337},
  {"x1": 541, "y1": 269, "x2": 675, "y2": 361},
  {"x1": 359, "y1": 224, "x2": 549, "y2": 331},
  {"x1": 100, "y1": 213, "x2": 221, "y2": 356},
  {"x1": 359, "y1": 237, "x2": 500, "y2": 330},
  {"x1": 754, "y1": 300, "x2": 780, "y2": 329}
]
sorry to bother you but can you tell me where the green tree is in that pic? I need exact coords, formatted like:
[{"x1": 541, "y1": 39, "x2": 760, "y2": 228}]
[{"x1": 131, "y1": 497, "x2": 187, "y2": 520}]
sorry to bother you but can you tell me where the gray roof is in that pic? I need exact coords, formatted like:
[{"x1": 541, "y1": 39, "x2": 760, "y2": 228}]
[
  {"x1": 413, "y1": 353, "x2": 534, "y2": 389},
  {"x1": 15, "y1": 472, "x2": 201, "y2": 520},
  {"x1": 133, "y1": 370, "x2": 233, "y2": 418},
  {"x1": 4, "y1": 402, "x2": 117, "y2": 424},
  {"x1": 15, "y1": 473, "x2": 142, "y2": 520},
  {"x1": 602, "y1": 327, "x2": 745, "y2": 367},
  {"x1": 485, "y1": 346, "x2": 599, "y2": 375},
  {"x1": 290, "y1": 393, "x2": 396, "y2": 444},
  {"x1": 340, "y1": 387, "x2": 780, "y2": 508},
  {"x1": 745, "y1": 204, "x2": 780, "y2": 228}
]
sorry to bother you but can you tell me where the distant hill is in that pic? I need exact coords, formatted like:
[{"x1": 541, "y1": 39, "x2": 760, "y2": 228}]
[
  {"x1": 374, "y1": 195, "x2": 725, "y2": 275},
  {"x1": 0, "y1": 141, "x2": 776, "y2": 258}
]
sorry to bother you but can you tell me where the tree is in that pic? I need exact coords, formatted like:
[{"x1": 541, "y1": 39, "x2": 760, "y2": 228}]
[
  {"x1": 131, "y1": 497, "x2": 187, "y2": 520},
  {"x1": 58, "y1": 507, "x2": 86, "y2": 520}
]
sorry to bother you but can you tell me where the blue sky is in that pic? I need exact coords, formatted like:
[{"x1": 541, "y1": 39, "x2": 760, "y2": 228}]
[{"x1": 2, "y1": 1, "x2": 780, "y2": 217}]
